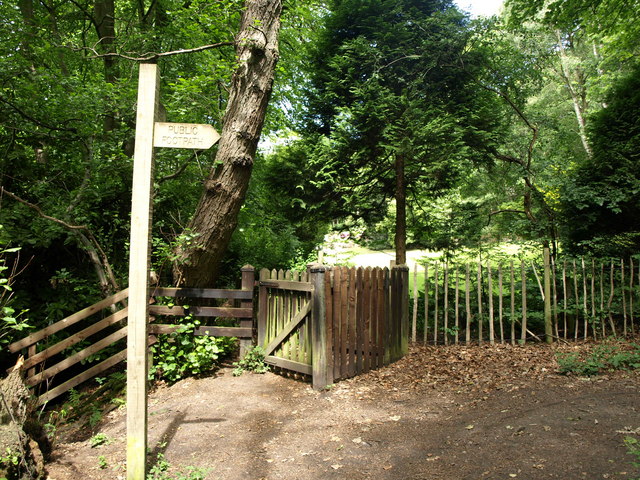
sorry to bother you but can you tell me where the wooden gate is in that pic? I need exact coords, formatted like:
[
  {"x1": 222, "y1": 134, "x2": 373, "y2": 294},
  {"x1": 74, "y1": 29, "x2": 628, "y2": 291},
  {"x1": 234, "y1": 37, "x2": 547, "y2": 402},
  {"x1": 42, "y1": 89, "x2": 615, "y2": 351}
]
[
  {"x1": 257, "y1": 268, "x2": 314, "y2": 376},
  {"x1": 257, "y1": 265, "x2": 409, "y2": 389}
]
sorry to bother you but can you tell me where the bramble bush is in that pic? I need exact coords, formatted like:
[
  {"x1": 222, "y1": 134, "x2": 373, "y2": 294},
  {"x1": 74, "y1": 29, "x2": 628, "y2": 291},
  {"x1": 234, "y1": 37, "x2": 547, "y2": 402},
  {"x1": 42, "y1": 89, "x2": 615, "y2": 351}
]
[{"x1": 149, "y1": 313, "x2": 236, "y2": 383}]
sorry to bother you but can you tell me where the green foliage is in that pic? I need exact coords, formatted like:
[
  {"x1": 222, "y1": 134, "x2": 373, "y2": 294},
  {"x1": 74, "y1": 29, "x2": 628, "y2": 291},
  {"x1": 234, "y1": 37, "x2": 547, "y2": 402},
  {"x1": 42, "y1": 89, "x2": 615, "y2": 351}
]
[
  {"x1": 624, "y1": 436, "x2": 640, "y2": 478},
  {"x1": 232, "y1": 346, "x2": 269, "y2": 376},
  {"x1": 147, "y1": 452, "x2": 209, "y2": 480},
  {"x1": 90, "y1": 433, "x2": 111, "y2": 448},
  {"x1": 556, "y1": 341, "x2": 640, "y2": 376},
  {"x1": 0, "y1": 235, "x2": 31, "y2": 349},
  {"x1": 97, "y1": 455, "x2": 108, "y2": 470},
  {"x1": 561, "y1": 62, "x2": 640, "y2": 257},
  {"x1": 149, "y1": 315, "x2": 235, "y2": 383}
]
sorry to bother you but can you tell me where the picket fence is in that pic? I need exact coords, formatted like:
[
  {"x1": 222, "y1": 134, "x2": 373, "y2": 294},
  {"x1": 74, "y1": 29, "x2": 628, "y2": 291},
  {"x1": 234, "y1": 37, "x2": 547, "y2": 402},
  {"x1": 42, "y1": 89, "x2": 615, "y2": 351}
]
[{"x1": 412, "y1": 248, "x2": 638, "y2": 345}]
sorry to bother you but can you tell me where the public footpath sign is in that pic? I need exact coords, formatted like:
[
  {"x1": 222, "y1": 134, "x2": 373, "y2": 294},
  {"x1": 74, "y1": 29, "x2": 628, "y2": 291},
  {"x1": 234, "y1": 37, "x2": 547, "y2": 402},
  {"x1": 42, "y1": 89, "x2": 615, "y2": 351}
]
[
  {"x1": 154, "y1": 122, "x2": 220, "y2": 149},
  {"x1": 127, "y1": 63, "x2": 219, "y2": 480}
]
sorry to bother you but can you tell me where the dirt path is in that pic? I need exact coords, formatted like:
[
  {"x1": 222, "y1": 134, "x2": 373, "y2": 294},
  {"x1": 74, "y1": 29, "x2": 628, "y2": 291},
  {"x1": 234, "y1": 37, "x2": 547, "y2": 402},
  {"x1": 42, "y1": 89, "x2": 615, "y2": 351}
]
[{"x1": 46, "y1": 344, "x2": 640, "y2": 480}]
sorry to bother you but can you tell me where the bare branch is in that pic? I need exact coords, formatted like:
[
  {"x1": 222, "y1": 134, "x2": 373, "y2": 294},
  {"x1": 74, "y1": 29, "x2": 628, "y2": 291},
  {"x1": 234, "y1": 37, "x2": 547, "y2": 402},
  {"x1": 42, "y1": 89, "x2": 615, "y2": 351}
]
[
  {"x1": 1, "y1": 188, "x2": 87, "y2": 231},
  {"x1": 0, "y1": 187, "x2": 121, "y2": 295},
  {"x1": 158, "y1": 154, "x2": 196, "y2": 184},
  {"x1": 80, "y1": 41, "x2": 234, "y2": 62},
  {"x1": 489, "y1": 209, "x2": 527, "y2": 216},
  {"x1": 0, "y1": 96, "x2": 79, "y2": 134}
]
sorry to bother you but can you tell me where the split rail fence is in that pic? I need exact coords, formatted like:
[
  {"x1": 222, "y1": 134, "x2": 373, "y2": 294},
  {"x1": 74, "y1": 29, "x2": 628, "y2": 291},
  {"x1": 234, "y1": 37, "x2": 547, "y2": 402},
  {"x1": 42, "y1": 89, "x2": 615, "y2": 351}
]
[
  {"x1": 411, "y1": 247, "x2": 639, "y2": 345},
  {"x1": 7, "y1": 267, "x2": 255, "y2": 405},
  {"x1": 258, "y1": 265, "x2": 409, "y2": 389}
]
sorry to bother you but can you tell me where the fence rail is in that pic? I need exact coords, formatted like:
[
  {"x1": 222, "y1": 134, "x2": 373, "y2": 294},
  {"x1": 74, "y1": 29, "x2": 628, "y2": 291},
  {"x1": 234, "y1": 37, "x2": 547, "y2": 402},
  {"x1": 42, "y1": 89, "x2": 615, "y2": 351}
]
[
  {"x1": 412, "y1": 249, "x2": 638, "y2": 345},
  {"x1": 8, "y1": 267, "x2": 255, "y2": 405}
]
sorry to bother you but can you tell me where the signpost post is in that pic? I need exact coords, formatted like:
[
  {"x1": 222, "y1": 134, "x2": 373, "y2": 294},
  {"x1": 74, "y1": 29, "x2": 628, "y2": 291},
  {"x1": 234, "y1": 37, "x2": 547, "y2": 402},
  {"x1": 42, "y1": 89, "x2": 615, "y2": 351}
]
[{"x1": 127, "y1": 63, "x2": 219, "y2": 479}]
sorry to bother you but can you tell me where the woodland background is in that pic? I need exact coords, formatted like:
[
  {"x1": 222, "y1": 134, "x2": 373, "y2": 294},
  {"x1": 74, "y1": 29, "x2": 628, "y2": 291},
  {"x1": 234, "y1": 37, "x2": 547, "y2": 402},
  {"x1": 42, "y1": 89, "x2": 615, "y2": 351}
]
[{"x1": 0, "y1": 0, "x2": 639, "y2": 353}]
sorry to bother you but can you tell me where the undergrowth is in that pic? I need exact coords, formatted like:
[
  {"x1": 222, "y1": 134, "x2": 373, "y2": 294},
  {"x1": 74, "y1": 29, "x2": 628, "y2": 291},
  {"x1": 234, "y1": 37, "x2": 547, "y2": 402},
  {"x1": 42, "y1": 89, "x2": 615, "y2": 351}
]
[
  {"x1": 556, "y1": 340, "x2": 640, "y2": 376},
  {"x1": 232, "y1": 346, "x2": 269, "y2": 376},
  {"x1": 149, "y1": 312, "x2": 236, "y2": 383}
]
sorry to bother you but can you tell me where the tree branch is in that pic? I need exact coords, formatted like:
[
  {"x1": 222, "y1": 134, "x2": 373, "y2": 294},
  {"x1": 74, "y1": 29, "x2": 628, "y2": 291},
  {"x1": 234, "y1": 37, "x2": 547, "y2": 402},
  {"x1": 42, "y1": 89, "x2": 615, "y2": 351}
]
[
  {"x1": 0, "y1": 187, "x2": 121, "y2": 297},
  {"x1": 0, "y1": 96, "x2": 79, "y2": 134},
  {"x1": 80, "y1": 41, "x2": 234, "y2": 62},
  {"x1": 158, "y1": 153, "x2": 196, "y2": 184}
]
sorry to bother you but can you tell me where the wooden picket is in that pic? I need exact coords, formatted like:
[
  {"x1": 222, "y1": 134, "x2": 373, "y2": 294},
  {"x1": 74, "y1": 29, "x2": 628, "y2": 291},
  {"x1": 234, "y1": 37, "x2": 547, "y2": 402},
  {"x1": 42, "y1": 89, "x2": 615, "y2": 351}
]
[
  {"x1": 257, "y1": 265, "x2": 409, "y2": 387},
  {"x1": 412, "y1": 248, "x2": 639, "y2": 345}
]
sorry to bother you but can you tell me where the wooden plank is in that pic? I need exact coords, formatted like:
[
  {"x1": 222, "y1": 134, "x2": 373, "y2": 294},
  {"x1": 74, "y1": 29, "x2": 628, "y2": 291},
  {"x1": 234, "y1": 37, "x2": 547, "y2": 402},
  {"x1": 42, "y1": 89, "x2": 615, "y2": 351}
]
[
  {"x1": 27, "y1": 325, "x2": 128, "y2": 387},
  {"x1": 552, "y1": 257, "x2": 559, "y2": 340},
  {"x1": 381, "y1": 268, "x2": 390, "y2": 366},
  {"x1": 488, "y1": 262, "x2": 494, "y2": 345},
  {"x1": 477, "y1": 262, "x2": 483, "y2": 344},
  {"x1": 148, "y1": 305, "x2": 253, "y2": 318},
  {"x1": 147, "y1": 325, "x2": 253, "y2": 338},
  {"x1": 263, "y1": 301, "x2": 312, "y2": 357},
  {"x1": 362, "y1": 268, "x2": 371, "y2": 373},
  {"x1": 424, "y1": 263, "x2": 429, "y2": 344},
  {"x1": 127, "y1": 63, "x2": 159, "y2": 480},
  {"x1": 411, "y1": 263, "x2": 418, "y2": 343},
  {"x1": 621, "y1": 259, "x2": 628, "y2": 337},
  {"x1": 630, "y1": 258, "x2": 635, "y2": 336},
  {"x1": 37, "y1": 349, "x2": 128, "y2": 406},
  {"x1": 324, "y1": 268, "x2": 335, "y2": 382},
  {"x1": 455, "y1": 265, "x2": 460, "y2": 345},
  {"x1": 443, "y1": 263, "x2": 449, "y2": 346},
  {"x1": 372, "y1": 268, "x2": 382, "y2": 368},
  {"x1": 521, "y1": 260, "x2": 527, "y2": 344},
  {"x1": 377, "y1": 268, "x2": 386, "y2": 368},
  {"x1": 150, "y1": 287, "x2": 253, "y2": 300},
  {"x1": 355, "y1": 267, "x2": 364, "y2": 375},
  {"x1": 607, "y1": 261, "x2": 616, "y2": 335},
  {"x1": 498, "y1": 264, "x2": 504, "y2": 344},
  {"x1": 465, "y1": 264, "x2": 471, "y2": 345},
  {"x1": 258, "y1": 280, "x2": 314, "y2": 292},
  {"x1": 257, "y1": 268, "x2": 269, "y2": 347},
  {"x1": 544, "y1": 248, "x2": 552, "y2": 344},
  {"x1": 8, "y1": 288, "x2": 129, "y2": 352},
  {"x1": 573, "y1": 260, "x2": 579, "y2": 339},
  {"x1": 434, "y1": 263, "x2": 439, "y2": 345},
  {"x1": 510, "y1": 260, "x2": 516, "y2": 345},
  {"x1": 311, "y1": 266, "x2": 330, "y2": 389},
  {"x1": 583, "y1": 257, "x2": 589, "y2": 339},
  {"x1": 265, "y1": 356, "x2": 312, "y2": 376},
  {"x1": 21, "y1": 308, "x2": 128, "y2": 371},
  {"x1": 562, "y1": 261, "x2": 568, "y2": 340},
  {"x1": 340, "y1": 266, "x2": 348, "y2": 378},
  {"x1": 400, "y1": 266, "x2": 409, "y2": 357},
  {"x1": 347, "y1": 267, "x2": 357, "y2": 377}
]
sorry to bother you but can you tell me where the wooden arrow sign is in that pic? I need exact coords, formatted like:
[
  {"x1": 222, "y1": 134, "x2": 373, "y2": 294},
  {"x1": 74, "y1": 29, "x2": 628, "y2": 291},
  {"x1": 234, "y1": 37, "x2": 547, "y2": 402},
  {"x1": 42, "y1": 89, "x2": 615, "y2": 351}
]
[{"x1": 153, "y1": 122, "x2": 220, "y2": 149}]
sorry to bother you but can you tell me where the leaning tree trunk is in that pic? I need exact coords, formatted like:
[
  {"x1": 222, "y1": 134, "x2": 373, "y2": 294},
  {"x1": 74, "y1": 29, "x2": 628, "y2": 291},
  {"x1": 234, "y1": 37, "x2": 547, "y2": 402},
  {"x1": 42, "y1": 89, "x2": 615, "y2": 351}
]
[{"x1": 173, "y1": 0, "x2": 282, "y2": 287}]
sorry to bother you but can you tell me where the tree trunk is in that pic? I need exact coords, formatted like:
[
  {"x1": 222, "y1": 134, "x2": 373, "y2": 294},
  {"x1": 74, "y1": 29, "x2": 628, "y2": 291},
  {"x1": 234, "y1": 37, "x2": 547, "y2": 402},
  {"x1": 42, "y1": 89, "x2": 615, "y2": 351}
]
[
  {"x1": 94, "y1": 0, "x2": 118, "y2": 131},
  {"x1": 555, "y1": 30, "x2": 592, "y2": 159},
  {"x1": 394, "y1": 153, "x2": 407, "y2": 266},
  {"x1": 173, "y1": 0, "x2": 282, "y2": 287}
]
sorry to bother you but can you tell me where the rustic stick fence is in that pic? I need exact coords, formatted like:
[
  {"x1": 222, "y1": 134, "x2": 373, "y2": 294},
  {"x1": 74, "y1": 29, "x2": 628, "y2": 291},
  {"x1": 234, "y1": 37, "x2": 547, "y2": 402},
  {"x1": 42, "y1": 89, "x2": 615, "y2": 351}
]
[
  {"x1": 258, "y1": 265, "x2": 409, "y2": 388},
  {"x1": 411, "y1": 248, "x2": 639, "y2": 345}
]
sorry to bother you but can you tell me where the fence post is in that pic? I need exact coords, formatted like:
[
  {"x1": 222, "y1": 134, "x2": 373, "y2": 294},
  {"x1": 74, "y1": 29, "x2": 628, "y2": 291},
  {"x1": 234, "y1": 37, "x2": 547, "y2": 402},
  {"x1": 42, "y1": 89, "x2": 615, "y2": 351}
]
[
  {"x1": 310, "y1": 265, "x2": 331, "y2": 389},
  {"x1": 543, "y1": 248, "x2": 553, "y2": 344},
  {"x1": 240, "y1": 265, "x2": 255, "y2": 358}
]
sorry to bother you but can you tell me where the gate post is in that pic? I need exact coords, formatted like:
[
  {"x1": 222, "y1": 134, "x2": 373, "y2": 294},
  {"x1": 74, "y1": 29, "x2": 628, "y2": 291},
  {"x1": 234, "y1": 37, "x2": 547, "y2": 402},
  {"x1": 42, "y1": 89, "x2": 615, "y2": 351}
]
[
  {"x1": 310, "y1": 265, "x2": 331, "y2": 389},
  {"x1": 240, "y1": 265, "x2": 255, "y2": 357}
]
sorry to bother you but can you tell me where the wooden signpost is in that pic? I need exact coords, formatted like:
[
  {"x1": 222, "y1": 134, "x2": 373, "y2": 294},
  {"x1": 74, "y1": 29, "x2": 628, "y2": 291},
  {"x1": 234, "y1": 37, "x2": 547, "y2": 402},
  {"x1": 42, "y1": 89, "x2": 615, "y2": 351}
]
[{"x1": 127, "y1": 63, "x2": 219, "y2": 479}]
